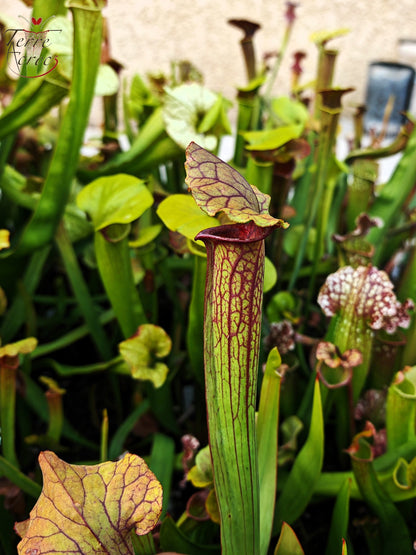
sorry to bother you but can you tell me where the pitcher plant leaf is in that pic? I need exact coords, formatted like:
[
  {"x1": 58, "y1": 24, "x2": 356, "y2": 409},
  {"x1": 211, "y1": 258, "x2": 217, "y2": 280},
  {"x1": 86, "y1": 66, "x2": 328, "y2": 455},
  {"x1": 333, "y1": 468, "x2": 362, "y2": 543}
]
[
  {"x1": 15, "y1": 451, "x2": 163, "y2": 554},
  {"x1": 185, "y1": 142, "x2": 288, "y2": 228}
]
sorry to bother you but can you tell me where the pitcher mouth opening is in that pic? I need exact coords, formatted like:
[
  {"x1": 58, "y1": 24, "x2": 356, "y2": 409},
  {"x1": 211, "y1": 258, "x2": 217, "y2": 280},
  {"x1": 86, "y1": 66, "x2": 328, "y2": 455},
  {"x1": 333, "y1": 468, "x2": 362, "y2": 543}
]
[{"x1": 195, "y1": 221, "x2": 277, "y2": 244}]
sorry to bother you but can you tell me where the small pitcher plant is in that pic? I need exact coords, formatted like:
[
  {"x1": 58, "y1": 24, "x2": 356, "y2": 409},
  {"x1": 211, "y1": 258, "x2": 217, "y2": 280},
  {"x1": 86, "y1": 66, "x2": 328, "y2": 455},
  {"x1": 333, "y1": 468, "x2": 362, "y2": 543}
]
[{"x1": 185, "y1": 142, "x2": 287, "y2": 552}]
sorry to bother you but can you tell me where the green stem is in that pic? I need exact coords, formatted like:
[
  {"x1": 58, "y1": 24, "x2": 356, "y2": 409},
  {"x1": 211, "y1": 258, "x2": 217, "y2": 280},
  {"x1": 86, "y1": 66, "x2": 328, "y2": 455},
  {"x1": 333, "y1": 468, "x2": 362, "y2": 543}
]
[
  {"x1": 100, "y1": 409, "x2": 108, "y2": 462},
  {"x1": 264, "y1": 25, "x2": 292, "y2": 102},
  {"x1": 307, "y1": 104, "x2": 343, "y2": 303},
  {"x1": 233, "y1": 90, "x2": 261, "y2": 168},
  {"x1": 245, "y1": 158, "x2": 273, "y2": 197},
  {"x1": 45, "y1": 390, "x2": 64, "y2": 443},
  {"x1": 94, "y1": 230, "x2": 147, "y2": 339},
  {"x1": 197, "y1": 222, "x2": 273, "y2": 554},
  {"x1": 346, "y1": 159, "x2": 377, "y2": 230},
  {"x1": 10, "y1": 0, "x2": 103, "y2": 255},
  {"x1": 0, "y1": 364, "x2": 19, "y2": 468},
  {"x1": 0, "y1": 246, "x2": 50, "y2": 343},
  {"x1": 55, "y1": 222, "x2": 111, "y2": 359},
  {"x1": 186, "y1": 256, "x2": 206, "y2": 387}
]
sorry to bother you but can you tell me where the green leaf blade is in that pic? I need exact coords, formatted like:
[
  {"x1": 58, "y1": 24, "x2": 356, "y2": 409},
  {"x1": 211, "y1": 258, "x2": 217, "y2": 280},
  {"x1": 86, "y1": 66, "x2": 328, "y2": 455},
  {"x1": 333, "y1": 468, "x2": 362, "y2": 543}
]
[
  {"x1": 76, "y1": 174, "x2": 153, "y2": 231},
  {"x1": 274, "y1": 377, "x2": 324, "y2": 530}
]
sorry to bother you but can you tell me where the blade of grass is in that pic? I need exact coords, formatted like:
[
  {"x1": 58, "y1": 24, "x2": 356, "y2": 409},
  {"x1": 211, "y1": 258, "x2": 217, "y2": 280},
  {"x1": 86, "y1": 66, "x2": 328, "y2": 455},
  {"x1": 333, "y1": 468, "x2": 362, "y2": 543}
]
[
  {"x1": 149, "y1": 432, "x2": 175, "y2": 519},
  {"x1": 0, "y1": 456, "x2": 41, "y2": 498},
  {"x1": 257, "y1": 347, "x2": 282, "y2": 555},
  {"x1": 324, "y1": 478, "x2": 351, "y2": 555},
  {"x1": 273, "y1": 376, "x2": 323, "y2": 531},
  {"x1": 108, "y1": 399, "x2": 150, "y2": 460}
]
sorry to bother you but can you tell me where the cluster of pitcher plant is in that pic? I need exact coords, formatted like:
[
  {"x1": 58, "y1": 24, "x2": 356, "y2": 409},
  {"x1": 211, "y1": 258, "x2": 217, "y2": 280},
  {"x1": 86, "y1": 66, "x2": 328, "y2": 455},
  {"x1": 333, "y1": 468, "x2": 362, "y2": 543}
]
[{"x1": 1, "y1": 0, "x2": 416, "y2": 553}]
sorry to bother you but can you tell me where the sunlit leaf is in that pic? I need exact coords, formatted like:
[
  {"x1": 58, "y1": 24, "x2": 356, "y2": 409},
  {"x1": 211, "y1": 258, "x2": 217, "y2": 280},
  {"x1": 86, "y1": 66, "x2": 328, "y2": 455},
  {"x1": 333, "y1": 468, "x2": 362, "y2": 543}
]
[
  {"x1": 185, "y1": 142, "x2": 288, "y2": 228},
  {"x1": 157, "y1": 194, "x2": 220, "y2": 243},
  {"x1": 46, "y1": 13, "x2": 116, "y2": 96},
  {"x1": 119, "y1": 324, "x2": 172, "y2": 388},
  {"x1": 76, "y1": 174, "x2": 153, "y2": 231},
  {"x1": 49, "y1": 16, "x2": 73, "y2": 55},
  {"x1": 16, "y1": 451, "x2": 162, "y2": 554},
  {"x1": 242, "y1": 125, "x2": 302, "y2": 151}
]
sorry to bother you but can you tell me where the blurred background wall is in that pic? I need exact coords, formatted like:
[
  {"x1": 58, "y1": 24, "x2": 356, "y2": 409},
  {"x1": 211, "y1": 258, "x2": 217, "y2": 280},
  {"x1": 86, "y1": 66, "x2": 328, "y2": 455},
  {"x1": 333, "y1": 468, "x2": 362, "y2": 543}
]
[{"x1": 2, "y1": 0, "x2": 416, "y2": 121}]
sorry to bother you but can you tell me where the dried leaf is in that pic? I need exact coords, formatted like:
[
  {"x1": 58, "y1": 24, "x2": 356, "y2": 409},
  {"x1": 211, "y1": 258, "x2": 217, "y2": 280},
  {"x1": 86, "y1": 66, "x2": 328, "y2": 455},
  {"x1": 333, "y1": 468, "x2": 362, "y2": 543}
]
[
  {"x1": 185, "y1": 142, "x2": 288, "y2": 228},
  {"x1": 16, "y1": 451, "x2": 162, "y2": 554}
]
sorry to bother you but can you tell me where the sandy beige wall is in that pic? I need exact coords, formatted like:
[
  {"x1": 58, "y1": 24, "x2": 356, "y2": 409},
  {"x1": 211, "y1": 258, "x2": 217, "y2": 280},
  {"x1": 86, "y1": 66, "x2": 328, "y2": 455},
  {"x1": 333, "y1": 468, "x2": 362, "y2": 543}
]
[{"x1": 2, "y1": 0, "x2": 416, "y2": 116}]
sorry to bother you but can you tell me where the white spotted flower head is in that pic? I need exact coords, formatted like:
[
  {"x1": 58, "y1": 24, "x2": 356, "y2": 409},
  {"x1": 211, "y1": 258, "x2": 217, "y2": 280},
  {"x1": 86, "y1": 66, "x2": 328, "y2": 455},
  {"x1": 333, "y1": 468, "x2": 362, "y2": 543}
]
[
  {"x1": 317, "y1": 265, "x2": 414, "y2": 399},
  {"x1": 318, "y1": 265, "x2": 413, "y2": 334}
]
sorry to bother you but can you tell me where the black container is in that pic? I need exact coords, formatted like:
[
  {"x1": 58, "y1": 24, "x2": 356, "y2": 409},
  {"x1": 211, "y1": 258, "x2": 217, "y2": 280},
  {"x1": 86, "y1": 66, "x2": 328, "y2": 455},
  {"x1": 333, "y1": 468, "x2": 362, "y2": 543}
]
[{"x1": 364, "y1": 61, "x2": 415, "y2": 136}]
